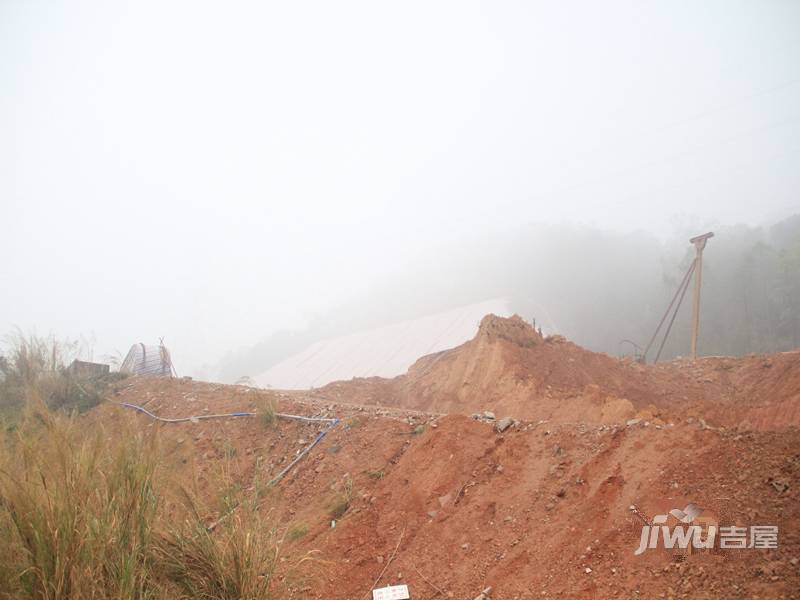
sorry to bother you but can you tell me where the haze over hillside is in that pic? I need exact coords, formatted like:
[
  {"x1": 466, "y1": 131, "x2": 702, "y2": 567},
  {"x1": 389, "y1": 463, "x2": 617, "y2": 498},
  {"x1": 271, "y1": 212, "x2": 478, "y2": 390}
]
[
  {"x1": 2, "y1": 1, "x2": 799, "y2": 378},
  {"x1": 209, "y1": 215, "x2": 800, "y2": 383}
]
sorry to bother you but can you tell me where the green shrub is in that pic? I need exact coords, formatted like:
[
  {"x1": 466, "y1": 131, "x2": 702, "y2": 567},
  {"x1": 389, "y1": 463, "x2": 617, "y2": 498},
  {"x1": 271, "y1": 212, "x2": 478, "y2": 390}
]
[
  {"x1": 287, "y1": 523, "x2": 308, "y2": 541},
  {"x1": 0, "y1": 332, "x2": 125, "y2": 422}
]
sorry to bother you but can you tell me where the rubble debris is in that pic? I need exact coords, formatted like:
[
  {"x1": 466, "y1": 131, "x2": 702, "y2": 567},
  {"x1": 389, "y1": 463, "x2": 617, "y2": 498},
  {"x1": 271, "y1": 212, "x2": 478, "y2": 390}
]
[
  {"x1": 495, "y1": 417, "x2": 514, "y2": 433},
  {"x1": 472, "y1": 586, "x2": 493, "y2": 600},
  {"x1": 769, "y1": 479, "x2": 789, "y2": 493}
]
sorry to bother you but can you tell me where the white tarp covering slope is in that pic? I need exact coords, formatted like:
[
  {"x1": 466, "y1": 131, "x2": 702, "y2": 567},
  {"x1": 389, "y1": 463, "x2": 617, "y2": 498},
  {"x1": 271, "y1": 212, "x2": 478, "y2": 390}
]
[{"x1": 255, "y1": 298, "x2": 511, "y2": 389}]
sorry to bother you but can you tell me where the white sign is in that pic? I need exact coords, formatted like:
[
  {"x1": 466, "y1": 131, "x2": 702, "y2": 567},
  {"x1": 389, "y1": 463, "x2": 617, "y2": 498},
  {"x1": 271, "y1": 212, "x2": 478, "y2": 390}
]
[{"x1": 372, "y1": 584, "x2": 410, "y2": 600}]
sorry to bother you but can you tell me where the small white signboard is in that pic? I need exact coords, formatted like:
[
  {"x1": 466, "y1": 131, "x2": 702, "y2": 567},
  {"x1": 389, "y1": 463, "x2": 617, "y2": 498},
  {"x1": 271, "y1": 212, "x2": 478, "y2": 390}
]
[{"x1": 372, "y1": 584, "x2": 410, "y2": 600}]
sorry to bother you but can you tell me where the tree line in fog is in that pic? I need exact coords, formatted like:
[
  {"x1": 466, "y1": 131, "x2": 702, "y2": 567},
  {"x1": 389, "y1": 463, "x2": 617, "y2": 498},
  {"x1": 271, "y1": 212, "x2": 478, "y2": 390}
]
[{"x1": 210, "y1": 214, "x2": 800, "y2": 382}]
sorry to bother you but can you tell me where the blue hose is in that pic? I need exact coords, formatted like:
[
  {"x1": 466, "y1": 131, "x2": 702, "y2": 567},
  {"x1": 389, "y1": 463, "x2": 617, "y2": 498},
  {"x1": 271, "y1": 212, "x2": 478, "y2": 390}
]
[{"x1": 116, "y1": 401, "x2": 339, "y2": 487}]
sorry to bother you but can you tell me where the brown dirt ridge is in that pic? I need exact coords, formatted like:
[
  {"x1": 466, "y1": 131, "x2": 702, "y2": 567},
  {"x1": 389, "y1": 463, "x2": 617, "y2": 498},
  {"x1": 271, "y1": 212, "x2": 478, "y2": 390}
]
[
  {"x1": 93, "y1": 314, "x2": 800, "y2": 598},
  {"x1": 318, "y1": 314, "x2": 800, "y2": 431}
]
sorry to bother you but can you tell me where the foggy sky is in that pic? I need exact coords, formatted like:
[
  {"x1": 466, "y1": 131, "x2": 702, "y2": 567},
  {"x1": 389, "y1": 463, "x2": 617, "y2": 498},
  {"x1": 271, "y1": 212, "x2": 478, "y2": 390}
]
[{"x1": 2, "y1": 1, "x2": 799, "y2": 374}]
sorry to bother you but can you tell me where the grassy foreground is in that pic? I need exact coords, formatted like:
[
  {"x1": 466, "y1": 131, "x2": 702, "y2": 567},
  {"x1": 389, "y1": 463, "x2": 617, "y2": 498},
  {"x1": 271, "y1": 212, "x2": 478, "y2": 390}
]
[
  {"x1": 0, "y1": 336, "x2": 287, "y2": 599},
  {"x1": 0, "y1": 403, "x2": 285, "y2": 600}
]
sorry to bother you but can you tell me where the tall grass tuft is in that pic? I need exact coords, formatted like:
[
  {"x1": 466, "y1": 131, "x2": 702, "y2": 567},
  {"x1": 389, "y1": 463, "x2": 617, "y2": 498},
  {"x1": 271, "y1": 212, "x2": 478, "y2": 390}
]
[
  {"x1": 154, "y1": 498, "x2": 280, "y2": 600},
  {"x1": 0, "y1": 403, "x2": 159, "y2": 598},
  {"x1": 254, "y1": 393, "x2": 278, "y2": 428}
]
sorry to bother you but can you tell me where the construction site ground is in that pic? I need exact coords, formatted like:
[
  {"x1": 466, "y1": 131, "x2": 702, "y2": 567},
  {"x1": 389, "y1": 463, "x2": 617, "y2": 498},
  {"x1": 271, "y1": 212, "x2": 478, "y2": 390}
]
[{"x1": 92, "y1": 315, "x2": 800, "y2": 599}]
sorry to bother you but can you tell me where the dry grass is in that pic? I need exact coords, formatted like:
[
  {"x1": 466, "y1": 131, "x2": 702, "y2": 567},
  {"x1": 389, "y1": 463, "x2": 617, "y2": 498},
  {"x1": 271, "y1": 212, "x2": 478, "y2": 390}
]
[
  {"x1": 0, "y1": 334, "x2": 291, "y2": 599},
  {"x1": 254, "y1": 393, "x2": 278, "y2": 428},
  {"x1": 0, "y1": 405, "x2": 287, "y2": 599},
  {"x1": 286, "y1": 523, "x2": 309, "y2": 541},
  {"x1": 0, "y1": 403, "x2": 160, "y2": 598},
  {"x1": 0, "y1": 331, "x2": 124, "y2": 424},
  {"x1": 154, "y1": 495, "x2": 280, "y2": 600},
  {"x1": 327, "y1": 477, "x2": 355, "y2": 520}
]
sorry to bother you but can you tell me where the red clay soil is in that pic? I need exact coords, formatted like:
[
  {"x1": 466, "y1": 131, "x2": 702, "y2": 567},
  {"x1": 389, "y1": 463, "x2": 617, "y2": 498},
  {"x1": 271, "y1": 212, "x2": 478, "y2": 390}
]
[
  {"x1": 96, "y1": 362, "x2": 800, "y2": 599},
  {"x1": 317, "y1": 314, "x2": 800, "y2": 431}
]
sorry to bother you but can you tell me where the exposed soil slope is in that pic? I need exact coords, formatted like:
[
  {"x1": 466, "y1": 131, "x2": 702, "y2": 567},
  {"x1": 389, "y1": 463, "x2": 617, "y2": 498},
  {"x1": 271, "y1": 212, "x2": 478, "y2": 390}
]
[
  {"x1": 96, "y1": 376, "x2": 800, "y2": 599},
  {"x1": 318, "y1": 314, "x2": 800, "y2": 431}
]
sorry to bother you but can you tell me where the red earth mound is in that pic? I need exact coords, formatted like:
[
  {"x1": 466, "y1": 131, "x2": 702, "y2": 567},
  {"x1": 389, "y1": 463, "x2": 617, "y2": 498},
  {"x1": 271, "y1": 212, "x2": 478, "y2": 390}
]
[
  {"x1": 99, "y1": 377, "x2": 800, "y2": 599},
  {"x1": 87, "y1": 315, "x2": 800, "y2": 597},
  {"x1": 318, "y1": 314, "x2": 800, "y2": 431}
]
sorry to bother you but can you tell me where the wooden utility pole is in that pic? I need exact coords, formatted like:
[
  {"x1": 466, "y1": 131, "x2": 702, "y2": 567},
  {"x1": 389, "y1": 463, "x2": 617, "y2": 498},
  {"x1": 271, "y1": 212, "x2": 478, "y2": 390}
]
[{"x1": 689, "y1": 232, "x2": 714, "y2": 359}]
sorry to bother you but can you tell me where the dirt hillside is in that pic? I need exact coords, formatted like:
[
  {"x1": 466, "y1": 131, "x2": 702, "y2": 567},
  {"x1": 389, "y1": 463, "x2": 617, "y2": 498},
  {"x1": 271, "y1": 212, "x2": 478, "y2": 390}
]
[
  {"x1": 318, "y1": 314, "x2": 800, "y2": 431},
  {"x1": 96, "y1": 371, "x2": 800, "y2": 599}
]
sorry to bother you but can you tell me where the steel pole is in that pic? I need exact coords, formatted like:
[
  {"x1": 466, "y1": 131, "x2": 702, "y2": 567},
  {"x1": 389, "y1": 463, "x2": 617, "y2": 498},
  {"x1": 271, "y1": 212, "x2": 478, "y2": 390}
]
[
  {"x1": 689, "y1": 232, "x2": 714, "y2": 360},
  {"x1": 690, "y1": 246, "x2": 703, "y2": 359}
]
